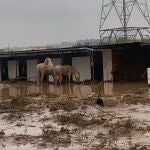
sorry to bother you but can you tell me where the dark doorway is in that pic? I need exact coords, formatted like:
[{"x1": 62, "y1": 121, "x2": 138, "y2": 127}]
[
  {"x1": 91, "y1": 51, "x2": 103, "y2": 81},
  {"x1": 18, "y1": 59, "x2": 27, "y2": 80},
  {"x1": 61, "y1": 53, "x2": 72, "y2": 83},
  {"x1": 112, "y1": 47, "x2": 150, "y2": 81},
  {"x1": 61, "y1": 53, "x2": 72, "y2": 65},
  {"x1": 1, "y1": 61, "x2": 8, "y2": 81}
]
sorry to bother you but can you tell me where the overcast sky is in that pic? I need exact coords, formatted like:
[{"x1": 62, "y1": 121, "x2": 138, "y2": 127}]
[
  {"x1": 0, "y1": 0, "x2": 150, "y2": 48},
  {"x1": 0, "y1": 0, "x2": 101, "y2": 48}
]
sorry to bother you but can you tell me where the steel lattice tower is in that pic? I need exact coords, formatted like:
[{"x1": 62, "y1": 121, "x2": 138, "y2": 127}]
[{"x1": 99, "y1": 0, "x2": 150, "y2": 44}]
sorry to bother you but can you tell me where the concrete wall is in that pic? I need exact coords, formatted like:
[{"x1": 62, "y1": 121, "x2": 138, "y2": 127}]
[
  {"x1": 72, "y1": 56, "x2": 91, "y2": 81},
  {"x1": 102, "y1": 49, "x2": 112, "y2": 81},
  {"x1": 8, "y1": 60, "x2": 18, "y2": 79},
  {"x1": 27, "y1": 59, "x2": 38, "y2": 81}
]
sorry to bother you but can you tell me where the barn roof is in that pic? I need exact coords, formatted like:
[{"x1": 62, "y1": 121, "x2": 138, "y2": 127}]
[{"x1": 0, "y1": 42, "x2": 150, "y2": 61}]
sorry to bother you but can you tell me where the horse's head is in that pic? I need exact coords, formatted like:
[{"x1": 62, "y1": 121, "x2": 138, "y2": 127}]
[{"x1": 44, "y1": 57, "x2": 53, "y2": 65}]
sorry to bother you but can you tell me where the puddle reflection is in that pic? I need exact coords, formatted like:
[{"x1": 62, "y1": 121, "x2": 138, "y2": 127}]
[
  {"x1": 104, "y1": 82, "x2": 113, "y2": 96},
  {"x1": 148, "y1": 88, "x2": 150, "y2": 99},
  {"x1": 0, "y1": 81, "x2": 148, "y2": 100}
]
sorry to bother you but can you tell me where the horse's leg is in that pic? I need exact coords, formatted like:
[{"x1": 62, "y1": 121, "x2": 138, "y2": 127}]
[
  {"x1": 37, "y1": 70, "x2": 41, "y2": 85},
  {"x1": 65, "y1": 76, "x2": 68, "y2": 84},
  {"x1": 46, "y1": 74, "x2": 50, "y2": 83},
  {"x1": 41, "y1": 71, "x2": 44, "y2": 83},
  {"x1": 52, "y1": 74, "x2": 57, "y2": 86},
  {"x1": 59, "y1": 75, "x2": 63, "y2": 85},
  {"x1": 68, "y1": 83, "x2": 72, "y2": 96},
  {"x1": 68, "y1": 74, "x2": 71, "y2": 85}
]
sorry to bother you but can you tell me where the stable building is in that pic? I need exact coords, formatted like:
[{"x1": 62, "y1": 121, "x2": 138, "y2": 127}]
[
  {"x1": 0, "y1": 47, "x2": 105, "y2": 82},
  {"x1": 0, "y1": 42, "x2": 149, "y2": 83}
]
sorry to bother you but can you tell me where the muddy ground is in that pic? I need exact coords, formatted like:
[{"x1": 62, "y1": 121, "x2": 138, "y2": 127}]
[{"x1": 0, "y1": 81, "x2": 150, "y2": 150}]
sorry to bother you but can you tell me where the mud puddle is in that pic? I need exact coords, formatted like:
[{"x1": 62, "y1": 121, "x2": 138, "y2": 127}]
[{"x1": 0, "y1": 81, "x2": 150, "y2": 149}]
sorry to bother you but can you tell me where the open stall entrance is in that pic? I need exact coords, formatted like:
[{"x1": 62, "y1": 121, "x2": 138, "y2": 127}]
[
  {"x1": 61, "y1": 53, "x2": 72, "y2": 83},
  {"x1": 18, "y1": 60, "x2": 27, "y2": 80},
  {"x1": 91, "y1": 51, "x2": 103, "y2": 81},
  {"x1": 1, "y1": 61, "x2": 8, "y2": 81},
  {"x1": 112, "y1": 47, "x2": 150, "y2": 81}
]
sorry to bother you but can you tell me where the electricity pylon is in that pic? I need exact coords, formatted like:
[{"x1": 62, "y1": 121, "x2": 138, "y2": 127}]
[{"x1": 99, "y1": 0, "x2": 150, "y2": 44}]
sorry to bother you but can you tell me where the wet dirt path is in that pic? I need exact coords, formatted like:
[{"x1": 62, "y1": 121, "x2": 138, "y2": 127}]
[{"x1": 0, "y1": 81, "x2": 150, "y2": 150}]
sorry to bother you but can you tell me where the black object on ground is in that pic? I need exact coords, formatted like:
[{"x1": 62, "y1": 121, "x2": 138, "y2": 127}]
[
  {"x1": 96, "y1": 81, "x2": 104, "y2": 106},
  {"x1": 96, "y1": 98, "x2": 104, "y2": 106}
]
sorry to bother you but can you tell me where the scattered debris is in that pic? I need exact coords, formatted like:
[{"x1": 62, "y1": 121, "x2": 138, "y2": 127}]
[{"x1": 0, "y1": 82, "x2": 149, "y2": 149}]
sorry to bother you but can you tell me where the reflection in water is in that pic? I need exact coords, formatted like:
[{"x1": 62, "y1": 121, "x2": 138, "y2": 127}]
[
  {"x1": 54, "y1": 84, "x2": 85, "y2": 98},
  {"x1": 148, "y1": 88, "x2": 150, "y2": 99},
  {"x1": 80, "y1": 85, "x2": 93, "y2": 98},
  {"x1": 0, "y1": 82, "x2": 95, "y2": 99},
  {"x1": 0, "y1": 87, "x2": 10, "y2": 99},
  {"x1": 0, "y1": 81, "x2": 148, "y2": 100},
  {"x1": 73, "y1": 85, "x2": 84, "y2": 98},
  {"x1": 104, "y1": 82, "x2": 113, "y2": 96}
]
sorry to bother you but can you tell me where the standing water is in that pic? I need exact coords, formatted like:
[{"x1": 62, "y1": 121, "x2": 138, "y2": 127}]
[{"x1": 0, "y1": 81, "x2": 150, "y2": 150}]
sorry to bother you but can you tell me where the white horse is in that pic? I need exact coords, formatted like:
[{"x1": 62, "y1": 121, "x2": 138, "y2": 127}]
[{"x1": 36, "y1": 57, "x2": 56, "y2": 85}]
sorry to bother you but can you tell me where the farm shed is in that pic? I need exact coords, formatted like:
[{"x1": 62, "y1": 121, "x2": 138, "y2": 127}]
[{"x1": 0, "y1": 42, "x2": 148, "y2": 82}]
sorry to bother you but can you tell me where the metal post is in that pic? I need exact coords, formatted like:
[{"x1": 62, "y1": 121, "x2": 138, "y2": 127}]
[
  {"x1": 123, "y1": 0, "x2": 127, "y2": 40},
  {"x1": 92, "y1": 49, "x2": 94, "y2": 81},
  {"x1": 99, "y1": 0, "x2": 150, "y2": 44},
  {"x1": 90, "y1": 50, "x2": 94, "y2": 81}
]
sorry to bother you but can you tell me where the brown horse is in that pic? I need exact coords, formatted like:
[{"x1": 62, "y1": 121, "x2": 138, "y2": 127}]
[
  {"x1": 54, "y1": 65, "x2": 80, "y2": 84},
  {"x1": 36, "y1": 57, "x2": 56, "y2": 85}
]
